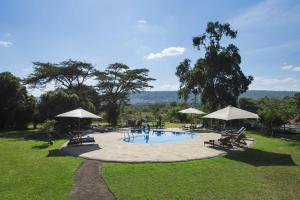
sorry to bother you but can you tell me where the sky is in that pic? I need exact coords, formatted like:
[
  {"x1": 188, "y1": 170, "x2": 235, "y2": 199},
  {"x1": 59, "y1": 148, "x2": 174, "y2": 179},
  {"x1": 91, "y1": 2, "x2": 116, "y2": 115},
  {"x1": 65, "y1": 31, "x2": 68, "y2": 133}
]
[{"x1": 1, "y1": 0, "x2": 300, "y2": 96}]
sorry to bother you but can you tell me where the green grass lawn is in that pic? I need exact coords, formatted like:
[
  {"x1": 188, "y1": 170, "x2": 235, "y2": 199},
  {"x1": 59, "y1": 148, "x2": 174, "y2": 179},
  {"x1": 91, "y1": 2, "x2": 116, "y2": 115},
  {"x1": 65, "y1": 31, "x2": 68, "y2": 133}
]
[
  {"x1": 0, "y1": 129, "x2": 83, "y2": 200},
  {"x1": 102, "y1": 132, "x2": 300, "y2": 200},
  {"x1": 165, "y1": 122, "x2": 182, "y2": 128}
]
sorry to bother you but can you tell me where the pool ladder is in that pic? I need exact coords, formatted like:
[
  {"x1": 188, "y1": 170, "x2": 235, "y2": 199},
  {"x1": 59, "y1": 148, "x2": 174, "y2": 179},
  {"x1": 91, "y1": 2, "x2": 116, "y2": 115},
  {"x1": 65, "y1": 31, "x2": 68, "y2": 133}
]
[{"x1": 123, "y1": 129, "x2": 135, "y2": 142}]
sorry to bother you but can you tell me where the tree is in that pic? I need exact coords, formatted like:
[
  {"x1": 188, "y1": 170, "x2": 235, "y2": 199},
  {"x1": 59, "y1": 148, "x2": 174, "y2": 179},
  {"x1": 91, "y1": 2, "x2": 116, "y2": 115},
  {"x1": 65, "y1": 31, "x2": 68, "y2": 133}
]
[
  {"x1": 95, "y1": 63, "x2": 155, "y2": 125},
  {"x1": 176, "y1": 22, "x2": 253, "y2": 111},
  {"x1": 23, "y1": 59, "x2": 101, "y2": 112},
  {"x1": 37, "y1": 89, "x2": 80, "y2": 121},
  {"x1": 24, "y1": 59, "x2": 96, "y2": 91},
  {"x1": 295, "y1": 92, "x2": 300, "y2": 121},
  {"x1": 0, "y1": 72, "x2": 35, "y2": 130},
  {"x1": 36, "y1": 89, "x2": 97, "y2": 133},
  {"x1": 258, "y1": 97, "x2": 296, "y2": 135},
  {"x1": 238, "y1": 97, "x2": 259, "y2": 113}
]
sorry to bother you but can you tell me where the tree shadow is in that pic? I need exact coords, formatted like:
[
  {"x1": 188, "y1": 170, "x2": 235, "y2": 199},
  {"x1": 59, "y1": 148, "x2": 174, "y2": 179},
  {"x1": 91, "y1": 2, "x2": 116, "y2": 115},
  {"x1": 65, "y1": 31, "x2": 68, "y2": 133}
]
[
  {"x1": 224, "y1": 148, "x2": 297, "y2": 167},
  {"x1": 0, "y1": 129, "x2": 49, "y2": 141},
  {"x1": 32, "y1": 143, "x2": 50, "y2": 149},
  {"x1": 48, "y1": 144, "x2": 101, "y2": 158},
  {"x1": 47, "y1": 149, "x2": 70, "y2": 157}
]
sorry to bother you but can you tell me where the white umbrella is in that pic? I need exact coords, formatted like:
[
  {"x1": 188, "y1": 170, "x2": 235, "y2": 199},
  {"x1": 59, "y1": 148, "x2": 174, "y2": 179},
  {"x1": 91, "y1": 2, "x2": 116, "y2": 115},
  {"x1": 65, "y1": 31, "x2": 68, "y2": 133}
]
[
  {"x1": 178, "y1": 107, "x2": 206, "y2": 125},
  {"x1": 56, "y1": 108, "x2": 101, "y2": 119},
  {"x1": 178, "y1": 107, "x2": 206, "y2": 115},
  {"x1": 56, "y1": 108, "x2": 101, "y2": 133},
  {"x1": 203, "y1": 105, "x2": 259, "y2": 121}
]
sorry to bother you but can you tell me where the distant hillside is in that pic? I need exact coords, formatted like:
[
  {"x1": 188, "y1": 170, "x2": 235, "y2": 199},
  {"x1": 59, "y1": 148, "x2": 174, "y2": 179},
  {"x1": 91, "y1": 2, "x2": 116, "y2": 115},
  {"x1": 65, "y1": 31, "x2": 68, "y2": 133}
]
[{"x1": 129, "y1": 90, "x2": 298, "y2": 104}]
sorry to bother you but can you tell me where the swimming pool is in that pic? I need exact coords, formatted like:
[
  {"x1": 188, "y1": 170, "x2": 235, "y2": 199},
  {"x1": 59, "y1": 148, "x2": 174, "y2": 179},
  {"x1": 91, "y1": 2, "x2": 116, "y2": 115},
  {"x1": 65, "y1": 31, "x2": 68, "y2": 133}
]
[{"x1": 120, "y1": 129, "x2": 198, "y2": 144}]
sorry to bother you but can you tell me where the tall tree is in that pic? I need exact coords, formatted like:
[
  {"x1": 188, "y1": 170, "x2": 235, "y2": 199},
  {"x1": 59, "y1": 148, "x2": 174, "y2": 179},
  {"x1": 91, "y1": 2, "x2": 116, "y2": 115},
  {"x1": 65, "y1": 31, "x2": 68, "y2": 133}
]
[
  {"x1": 24, "y1": 59, "x2": 100, "y2": 112},
  {"x1": 176, "y1": 22, "x2": 253, "y2": 111},
  {"x1": 95, "y1": 63, "x2": 155, "y2": 125},
  {"x1": 24, "y1": 59, "x2": 96, "y2": 90},
  {"x1": 0, "y1": 72, "x2": 35, "y2": 130},
  {"x1": 258, "y1": 97, "x2": 296, "y2": 135},
  {"x1": 238, "y1": 97, "x2": 259, "y2": 113}
]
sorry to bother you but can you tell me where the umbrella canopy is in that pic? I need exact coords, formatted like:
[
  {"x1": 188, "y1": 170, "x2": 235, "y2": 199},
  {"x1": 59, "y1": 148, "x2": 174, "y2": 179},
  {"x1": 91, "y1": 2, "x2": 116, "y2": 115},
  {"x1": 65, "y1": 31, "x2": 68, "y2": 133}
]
[
  {"x1": 178, "y1": 107, "x2": 206, "y2": 115},
  {"x1": 56, "y1": 108, "x2": 102, "y2": 119},
  {"x1": 203, "y1": 105, "x2": 259, "y2": 121}
]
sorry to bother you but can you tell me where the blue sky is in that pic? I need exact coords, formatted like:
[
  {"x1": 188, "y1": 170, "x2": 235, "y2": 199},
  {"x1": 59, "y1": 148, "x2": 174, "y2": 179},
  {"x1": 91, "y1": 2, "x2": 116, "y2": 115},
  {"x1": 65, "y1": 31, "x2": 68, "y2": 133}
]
[{"x1": 1, "y1": 0, "x2": 300, "y2": 95}]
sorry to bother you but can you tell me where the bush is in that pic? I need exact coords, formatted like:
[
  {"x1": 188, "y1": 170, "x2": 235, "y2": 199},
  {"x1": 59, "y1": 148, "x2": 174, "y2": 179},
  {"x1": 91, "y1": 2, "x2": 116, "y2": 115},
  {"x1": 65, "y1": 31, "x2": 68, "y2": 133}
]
[{"x1": 40, "y1": 120, "x2": 56, "y2": 134}]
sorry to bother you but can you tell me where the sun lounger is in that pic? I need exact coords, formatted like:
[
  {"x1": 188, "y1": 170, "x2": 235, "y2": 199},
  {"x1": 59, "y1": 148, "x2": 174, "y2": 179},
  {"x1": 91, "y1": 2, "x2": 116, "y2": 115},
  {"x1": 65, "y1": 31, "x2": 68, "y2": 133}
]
[
  {"x1": 182, "y1": 124, "x2": 191, "y2": 130},
  {"x1": 233, "y1": 132, "x2": 248, "y2": 147},
  {"x1": 204, "y1": 135, "x2": 234, "y2": 148},
  {"x1": 221, "y1": 127, "x2": 246, "y2": 137},
  {"x1": 67, "y1": 132, "x2": 95, "y2": 145}
]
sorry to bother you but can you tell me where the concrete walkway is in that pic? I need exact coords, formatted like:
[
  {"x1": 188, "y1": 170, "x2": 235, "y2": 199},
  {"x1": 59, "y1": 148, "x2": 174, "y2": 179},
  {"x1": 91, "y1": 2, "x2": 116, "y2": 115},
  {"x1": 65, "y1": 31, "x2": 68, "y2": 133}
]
[
  {"x1": 70, "y1": 160, "x2": 115, "y2": 200},
  {"x1": 61, "y1": 130, "x2": 253, "y2": 163}
]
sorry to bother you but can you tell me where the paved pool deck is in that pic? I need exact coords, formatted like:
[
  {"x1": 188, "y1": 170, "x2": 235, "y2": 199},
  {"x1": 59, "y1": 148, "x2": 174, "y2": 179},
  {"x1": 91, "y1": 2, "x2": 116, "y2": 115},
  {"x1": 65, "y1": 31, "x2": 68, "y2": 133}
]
[{"x1": 60, "y1": 129, "x2": 255, "y2": 163}]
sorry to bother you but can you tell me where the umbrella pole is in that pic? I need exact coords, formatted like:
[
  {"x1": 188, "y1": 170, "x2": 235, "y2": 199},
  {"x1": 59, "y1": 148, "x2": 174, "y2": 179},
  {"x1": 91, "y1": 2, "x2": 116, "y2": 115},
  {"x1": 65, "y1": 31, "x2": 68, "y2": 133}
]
[{"x1": 78, "y1": 118, "x2": 80, "y2": 135}]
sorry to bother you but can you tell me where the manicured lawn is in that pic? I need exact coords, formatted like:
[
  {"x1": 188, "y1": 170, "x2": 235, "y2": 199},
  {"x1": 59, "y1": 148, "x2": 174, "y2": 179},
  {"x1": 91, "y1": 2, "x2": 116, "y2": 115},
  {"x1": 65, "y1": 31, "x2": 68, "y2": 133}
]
[
  {"x1": 102, "y1": 132, "x2": 300, "y2": 200},
  {"x1": 0, "y1": 129, "x2": 83, "y2": 200},
  {"x1": 165, "y1": 122, "x2": 182, "y2": 128}
]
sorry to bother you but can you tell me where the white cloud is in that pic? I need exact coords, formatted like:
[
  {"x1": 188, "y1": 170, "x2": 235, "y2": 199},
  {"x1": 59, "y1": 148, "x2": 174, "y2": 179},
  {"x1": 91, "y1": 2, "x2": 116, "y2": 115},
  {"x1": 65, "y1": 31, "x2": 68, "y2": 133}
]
[
  {"x1": 145, "y1": 47, "x2": 186, "y2": 60},
  {"x1": 281, "y1": 63, "x2": 300, "y2": 72},
  {"x1": 229, "y1": 0, "x2": 300, "y2": 30},
  {"x1": 292, "y1": 67, "x2": 300, "y2": 72},
  {"x1": 137, "y1": 20, "x2": 147, "y2": 24},
  {"x1": 281, "y1": 63, "x2": 293, "y2": 70},
  {"x1": 251, "y1": 76, "x2": 300, "y2": 91},
  {"x1": 0, "y1": 41, "x2": 12, "y2": 48}
]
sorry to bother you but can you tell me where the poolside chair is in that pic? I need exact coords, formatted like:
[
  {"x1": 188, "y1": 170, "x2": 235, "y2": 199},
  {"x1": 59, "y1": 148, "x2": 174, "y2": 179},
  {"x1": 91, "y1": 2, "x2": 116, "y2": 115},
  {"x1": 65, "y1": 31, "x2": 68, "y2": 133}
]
[
  {"x1": 204, "y1": 135, "x2": 233, "y2": 149},
  {"x1": 221, "y1": 127, "x2": 246, "y2": 137},
  {"x1": 233, "y1": 132, "x2": 248, "y2": 147},
  {"x1": 67, "y1": 132, "x2": 95, "y2": 145},
  {"x1": 182, "y1": 124, "x2": 191, "y2": 130}
]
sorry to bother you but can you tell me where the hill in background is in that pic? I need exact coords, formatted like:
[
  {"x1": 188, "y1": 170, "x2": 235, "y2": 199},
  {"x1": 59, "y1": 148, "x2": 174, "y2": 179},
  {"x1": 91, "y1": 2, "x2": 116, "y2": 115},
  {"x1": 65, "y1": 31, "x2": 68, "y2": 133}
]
[{"x1": 129, "y1": 90, "x2": 298, "y2": 104}]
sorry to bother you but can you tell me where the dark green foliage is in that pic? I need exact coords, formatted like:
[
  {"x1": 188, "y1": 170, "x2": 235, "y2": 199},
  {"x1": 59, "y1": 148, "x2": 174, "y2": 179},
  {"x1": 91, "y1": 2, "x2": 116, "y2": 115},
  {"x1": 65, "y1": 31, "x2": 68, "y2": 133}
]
[
  {"x1": 95, "y1": 63, "x2": 155, "y2": 125},
  {"x1": 0, "y1": 72, "x2": 35, "y2": 130},
  {"x1": 238, "y1": 97, "x2": 259, "y2": 113},
  {"x1": 37, "y1": 89, "x2": 81, "y2": 121},
  {"x1": 295, "y1": 92, "x2": 300, "y2": 121},
  {"x1": 37, "y1": 89, "x2": 96, "y2": 133},
  {"x1": 24, "y1": 59, "x2": 96, "y2": 90},
  {"x1": 24, "y1": 59, "x2": 100, "y2": 110},
  {"x1": 258, "y1": 97, "x2": 296, "y2": 135},
  {"x1": 176, "y1": 22, "x2": 253, "y2": 111},
  {"x1": 23, "y1": 59, "x2": 101, "y2": 126}
]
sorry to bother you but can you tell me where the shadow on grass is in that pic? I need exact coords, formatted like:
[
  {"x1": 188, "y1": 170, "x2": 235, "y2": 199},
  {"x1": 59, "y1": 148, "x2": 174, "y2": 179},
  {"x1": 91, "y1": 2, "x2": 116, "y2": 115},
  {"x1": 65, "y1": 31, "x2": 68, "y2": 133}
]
[
  {"x1": 32, "y1": 143, "x2": 51, "y2": 149},
  {"x1": 47, "y1": 149, "x2": 70, "y2": 157},
  {"x1": 224, "y1": 148, "x2": 297, "y2": 167},
  {"x1": 0, "y1": 129, "x2": 49, "y2": 142},
  {"x1": 48, "y1": 144, "x2": 101, "y2": 158}
]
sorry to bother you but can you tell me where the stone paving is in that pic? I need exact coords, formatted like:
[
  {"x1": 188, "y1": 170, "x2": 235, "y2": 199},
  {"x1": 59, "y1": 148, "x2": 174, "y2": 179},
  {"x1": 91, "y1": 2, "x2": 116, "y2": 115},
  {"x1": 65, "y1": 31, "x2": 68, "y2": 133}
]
[{"x1": 61, "y1": 129, "x2": 254, "y2": 163}]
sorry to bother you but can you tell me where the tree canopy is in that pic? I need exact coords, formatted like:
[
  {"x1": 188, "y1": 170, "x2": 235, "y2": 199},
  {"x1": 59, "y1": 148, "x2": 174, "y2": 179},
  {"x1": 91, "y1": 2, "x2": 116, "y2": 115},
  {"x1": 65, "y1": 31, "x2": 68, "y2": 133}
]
[
  {"x1": 24, "y1": 59, "x2": 96, "y2": 90},
  {"x1": 176, "y1": 22, "x2": 253, "y2": 111},
  {"x1": 95, "y1": 63, "x2": 155, "y2": 125},
  {"x1": 258, "y1": 97, "x2": 296, "y2": 135},
  {"x1": 0, "y1": 72, "x2": 35, "y2": 130}
]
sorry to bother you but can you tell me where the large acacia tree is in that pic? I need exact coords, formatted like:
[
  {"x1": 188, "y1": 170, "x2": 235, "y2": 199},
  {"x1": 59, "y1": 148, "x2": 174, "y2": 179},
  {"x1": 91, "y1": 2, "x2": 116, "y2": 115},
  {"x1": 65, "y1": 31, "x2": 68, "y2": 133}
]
[
  {"x1": 23, "y1": 59, "x2": 99, "y2": 113},
  {"x1": 176, "y1": 22, "x2": 253, "y2": 111},
  {"x1": 24, "y1": 59, "x2": 96, "y2": 90},
  {"x1": 95, "y1": 63, "x2": 155, "y2": 125}
]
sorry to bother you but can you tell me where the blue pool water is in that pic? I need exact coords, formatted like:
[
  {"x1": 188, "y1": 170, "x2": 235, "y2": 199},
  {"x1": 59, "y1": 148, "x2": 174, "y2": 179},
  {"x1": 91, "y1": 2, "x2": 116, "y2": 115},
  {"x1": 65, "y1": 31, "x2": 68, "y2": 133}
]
[{"x1": 120, "y1": 129, "x2": 198, "y2": 144}]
